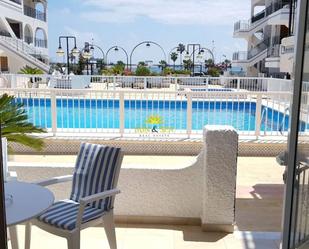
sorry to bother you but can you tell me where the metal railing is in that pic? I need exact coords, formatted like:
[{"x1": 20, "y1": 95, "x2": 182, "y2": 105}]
[
  {"x1": 0, "y1": 87, "x2": 297, "y2": 138},
  {"x1": 0, "y1": 74, "x2": 294, "y2": 92},
  {"x1": 268, "y1": 44, "x2": 281, "y2": 57},
  {"x1": 0, "y1": 36, "x2": 49, "y2": 71},
  {"x1": 34, "y1": 38, "x2": 47, "y2": 48},
  {"x1": 23, "y1": 5, "x2": 46, "y2": 22}
]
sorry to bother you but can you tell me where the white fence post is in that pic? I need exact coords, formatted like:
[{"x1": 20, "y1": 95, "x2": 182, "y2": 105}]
[
  {"x1": 174, "y1": 77, "x2": 178, "y2": 90},
  {"x1": 144, "y1": 77, "x2": 147, "y2": 89},
  {"x1": 206, "y1": 77, "x2": 209, "y2": 90},
  {"x1": 113, "y1": 76, "x2": 116, "y2": 90},
  {"x1": 255, "y1": 93, "x2": 262, "y2": 137},
  {"x1": 186, "y1": 91, "x2": 192, "y2": 138},
  {"x1": 119, "y1": 92, "x2": 125, "y2": 137},
  {"x1": 237, "y1": 78, "x2": 240, "y2": 91},
  {"x1": 50, "y1": 90, "x2": 57, "y2": 136}
]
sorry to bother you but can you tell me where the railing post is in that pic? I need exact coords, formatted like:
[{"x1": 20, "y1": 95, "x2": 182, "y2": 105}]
[
  {"x1": 186, "y1": 91, "x2": 192, "y2": 138},
  {"x1": 206, "y1": 77, "x2": 209, "y2": 90},
  {"x1": 119, "y1": 92, "x2": 125, "y2": 137},
  {"x1": 174, "y1": 77, "x2": 178, "y2": 91},
  {"x1": 255, "y1": 93, "x2": 262, "y2": 137},
  {"x1": 144, "y1": 77, "x2": 147, "y2": 89},
  {"x1": 50, "y1": 90, "x2": 57, "y2": 136},
  {"x1": 237, "y1": 77, "x2": 240, "y2": 91},
  {"x1": 113, "y1": 76, "x2": 116, "y2": 90}
]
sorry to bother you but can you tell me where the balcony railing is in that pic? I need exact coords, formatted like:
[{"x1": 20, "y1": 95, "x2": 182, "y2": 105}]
[
  {"x1": 9, "y1": 0, "x2": 21, "y2": 4},
  {"x1": 267, "y1": 44, "x2": 281, "y2": 57},
  {"x1": 24, "y1": 5, "x2": 46, "y2": 22},
  {"x1": 235, "y1": 0, "x2": 290, "y2": 32},
  {"x1": 35, "y1": 38, "x2": 47, "y2": 48},
  {"x1": 0, "y1": 30, "x2": 11, "y2": 37},
  {"x1": 251, "y1": 9, "x2": 266, "y2": 23},
  {"x1": 24, "y1": 36, "x2": 33, "y2": 44}
]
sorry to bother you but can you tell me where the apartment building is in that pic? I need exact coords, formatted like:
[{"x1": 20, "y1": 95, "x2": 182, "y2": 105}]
[
  {"x1": 0, "y1": 0, "x2": 49, "y2": 73},
  {"x1": 232, "y1": 0, "x2": 293, "y2": 78}
]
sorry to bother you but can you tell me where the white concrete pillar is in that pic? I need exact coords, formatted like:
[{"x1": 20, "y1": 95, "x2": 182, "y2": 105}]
[{"x1": 202, "y1": 125, "x2": 238, "y2": 232}]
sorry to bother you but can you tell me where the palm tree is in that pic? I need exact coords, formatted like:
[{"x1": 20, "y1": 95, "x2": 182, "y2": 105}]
[
  {"x1": 178, "y1": 43, "x2": 186, "y2": 69},
  {"x1": 170, "y1": 52, "x2": 178, "y2": 70},
  {"x1": 0, "y1": 94, "x2": 46, "y2": 151},
  {"x1": 18, "y1": 66, "x2": 44, "y2": 75},
  {"x1": 183, "y1": 59, "x2": 193, "y2": 71},
  {"x1": 158, "y1": 60, "x2": 167, "y2": 72}
]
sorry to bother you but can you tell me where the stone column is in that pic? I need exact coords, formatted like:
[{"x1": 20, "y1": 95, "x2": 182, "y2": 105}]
[{"x1": 201, "y1": 125, "x2": 238, "y2": 232}]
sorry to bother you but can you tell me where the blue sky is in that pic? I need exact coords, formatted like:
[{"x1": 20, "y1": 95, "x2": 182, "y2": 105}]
[{"x1": 48, "y1": 0, "x2": 250, "y2": 64}]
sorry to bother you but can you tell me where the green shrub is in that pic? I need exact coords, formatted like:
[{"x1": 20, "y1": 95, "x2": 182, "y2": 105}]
[
  {"x1": 135, "y1": 66, "x2": 151, "y2": 76},
  {"x1": 207, "y1": 67, "x2": 221, "y2": 77}
]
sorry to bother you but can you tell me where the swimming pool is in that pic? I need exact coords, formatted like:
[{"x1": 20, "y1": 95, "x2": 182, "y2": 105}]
[{"x1": 17, "y1": 98, "x2": 292, "y2": 133}]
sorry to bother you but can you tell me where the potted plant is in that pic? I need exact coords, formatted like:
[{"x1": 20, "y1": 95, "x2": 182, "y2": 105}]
[{"x1": 0, "y1": 94, "x2": 46, "y2": 180}]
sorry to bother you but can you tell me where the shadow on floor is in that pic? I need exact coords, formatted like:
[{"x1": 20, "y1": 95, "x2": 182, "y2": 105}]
[
  {"x1": 236, "y1": 184, "x2": 284, "y2": 232},
  {"x1": 114, "y1": 223, "x2": 228, "y2": 242}
]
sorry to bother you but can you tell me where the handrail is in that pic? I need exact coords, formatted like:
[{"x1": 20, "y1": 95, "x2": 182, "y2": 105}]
[{"x1": 0, "y1": 36, "x2": 49, "y2": 71}]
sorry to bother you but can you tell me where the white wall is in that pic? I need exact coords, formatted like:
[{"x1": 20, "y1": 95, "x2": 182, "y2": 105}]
[{"x1": 9, "y1": 126, "x2": 239, "y2": 232}]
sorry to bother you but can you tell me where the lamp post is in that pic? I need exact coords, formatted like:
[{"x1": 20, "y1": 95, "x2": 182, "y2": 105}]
[
  {"x1": 106, "y1": 46, "x2": 129, "y2": 70},
  {"x1": 184, "y1": 44, "x2": 204, "y2": 76},
  {"x1": 56, "y1": 36, "x2": 79, "y2": 74},
  {"x1": 129, "y1": 41, "x2": 167, "y2": 71}
]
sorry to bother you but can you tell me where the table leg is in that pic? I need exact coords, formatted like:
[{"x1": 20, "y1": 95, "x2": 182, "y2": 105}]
[{"x1": 9, "y1": 226, "x2": 19, "y2": 249}]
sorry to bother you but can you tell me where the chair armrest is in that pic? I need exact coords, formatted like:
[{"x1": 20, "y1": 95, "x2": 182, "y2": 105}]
[
  {"x1": 74, "y1": 189, "x2": 120, "y2": 229},
  {"x1": 33, "y1": 175, "x2": 73, "y2": 187},
  {"x1": 79, "y1": 189, "x2": 120, "y2": 206}
]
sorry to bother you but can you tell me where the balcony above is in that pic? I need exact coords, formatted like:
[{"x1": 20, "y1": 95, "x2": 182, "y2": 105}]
[
  {"x1": 24, "y1": 5, "x2": 46, "y2": 22},
  {"x1": 234, "y1": 5, "x2": 290, "y2": 39}
]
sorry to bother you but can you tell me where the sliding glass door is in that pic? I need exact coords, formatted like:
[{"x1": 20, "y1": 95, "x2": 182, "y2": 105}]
[{"x1": 282, "y1": 0, "x2": 309, "y2": 248}]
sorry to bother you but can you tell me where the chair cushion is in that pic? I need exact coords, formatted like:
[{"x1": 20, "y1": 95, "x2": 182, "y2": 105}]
[
  {"x1": 38, "y1": 200, "x2": 104, "y2": 230},
  {"x1": 70, "y1": 143, "x2": 121, "y2": 211}
]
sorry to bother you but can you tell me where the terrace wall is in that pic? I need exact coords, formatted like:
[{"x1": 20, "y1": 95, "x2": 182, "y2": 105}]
[{"x1": 9, "y1": 126, "x2": 238, "y2": 232}]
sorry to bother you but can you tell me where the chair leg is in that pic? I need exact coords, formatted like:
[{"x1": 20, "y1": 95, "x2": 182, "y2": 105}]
[
  {"x1": 25, "y1": 222, "x2": 32, "y2": 249},
  {"x1": 9, "y1": 226, "x2": 19, "y2": 249},
  {"x1": 67, "y1": 232, "x2": 80, "y2": 249},
  {"x1": 102, "y1": 211, "x2": 117, "y2": 249}
]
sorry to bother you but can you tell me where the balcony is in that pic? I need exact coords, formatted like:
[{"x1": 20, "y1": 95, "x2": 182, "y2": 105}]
[
  {"x1": 2, "y1": 75, "x2": 305, "y2": 249},
  {"x1": 234, "y1": 2, "x2": 290, "y2": 39},
  {"x1": 7, "y1": 155, "x2": 284, "y2": 249},
  {"x1": 23, "y1": 5, "x2": 46, "y2": 22}
]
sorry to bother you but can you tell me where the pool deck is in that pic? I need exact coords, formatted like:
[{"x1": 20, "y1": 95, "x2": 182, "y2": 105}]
[{"x1": 8, "y1": 155, "x2": 284, "y2": 249}]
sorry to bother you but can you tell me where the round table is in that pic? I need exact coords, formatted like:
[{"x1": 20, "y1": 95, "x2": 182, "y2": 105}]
[
  {"x1": 5, "y1": 181, "x2": 54, "y2": 226},
  {"x1": 5, "y1": 181, "x2": 54, "y2": 249}
]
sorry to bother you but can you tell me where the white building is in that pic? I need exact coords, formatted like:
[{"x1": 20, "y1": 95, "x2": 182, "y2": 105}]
[
  {"x1": 0, "y1": 0, "x2": 49, "y2": 73},
  {"x1": 232, "y1": 0, "x2": 293, "y2": 78}
]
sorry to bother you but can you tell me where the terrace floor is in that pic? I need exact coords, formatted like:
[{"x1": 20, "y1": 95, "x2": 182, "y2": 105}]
[{"x1": 8, "y1": 156, "x2": 285, "y2": 249}]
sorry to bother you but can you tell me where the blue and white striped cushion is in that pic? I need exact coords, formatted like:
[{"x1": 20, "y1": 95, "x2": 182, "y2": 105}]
[
  {"x1": 38, "y1": 200, "x2": 104, "y2": 230},
  {"x1": 70, "y1": 143, "x2": 121, "y2": 211}
]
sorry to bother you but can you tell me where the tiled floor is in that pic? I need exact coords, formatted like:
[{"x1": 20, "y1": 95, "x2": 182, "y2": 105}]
[
  {"x1": 10, "y1": 224, "x2": 281, "y2": 249},
  {"x1": 8, "y1": 155, "x2": 285, "y2": 248}
]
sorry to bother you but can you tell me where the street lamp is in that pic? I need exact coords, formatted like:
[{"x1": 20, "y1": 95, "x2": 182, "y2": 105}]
[
  {"x1": 56, "y1": 36, "x2": 79, "y2": 74},
  {"x1": 129, "y1": 41, "x2": 166, "y2": 70},
  {"x1": 106, "y1": 46, "x2": 129, "y2": 70}
]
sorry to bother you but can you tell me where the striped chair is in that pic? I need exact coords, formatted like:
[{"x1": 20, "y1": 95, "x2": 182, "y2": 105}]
[{"x1": 25, "y1": 143, "x2": 124, "y2": 249}]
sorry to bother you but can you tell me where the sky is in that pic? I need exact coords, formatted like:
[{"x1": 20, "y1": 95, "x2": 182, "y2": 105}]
[{"x1": 48, "y1": 0, "x2": 251, "y2": 65}]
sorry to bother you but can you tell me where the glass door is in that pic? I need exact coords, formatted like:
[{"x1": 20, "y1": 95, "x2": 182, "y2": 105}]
[{"x1": 282, "y1": 0, "x2": 309, "y2": 248}]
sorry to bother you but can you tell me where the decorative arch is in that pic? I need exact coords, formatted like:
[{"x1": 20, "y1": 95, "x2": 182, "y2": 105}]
[
  {"x1": 34, "y1": 28, "x2": 47, "y2": 48},
  {"x1": 24, "y1": 24, "x2": 33, "y2": 45}
]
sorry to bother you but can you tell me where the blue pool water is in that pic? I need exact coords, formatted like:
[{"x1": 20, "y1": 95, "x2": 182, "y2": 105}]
[{"x1": 17, "y1": 98, "x2": 293, "y2": 132}]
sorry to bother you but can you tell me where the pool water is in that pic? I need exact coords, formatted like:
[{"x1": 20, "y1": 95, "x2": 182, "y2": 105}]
[{"x1": 18, "y1": 98, "x2": 292, "y2": 132}]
